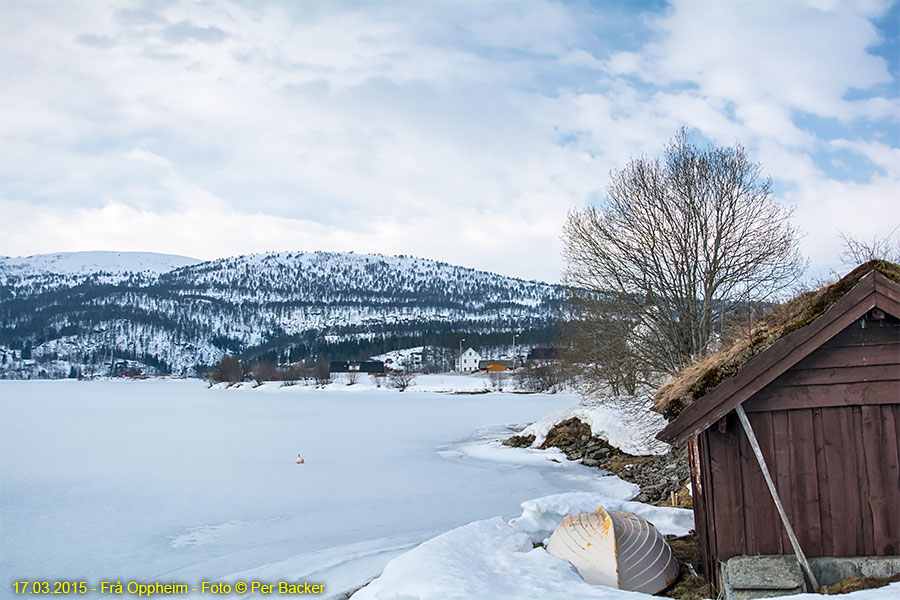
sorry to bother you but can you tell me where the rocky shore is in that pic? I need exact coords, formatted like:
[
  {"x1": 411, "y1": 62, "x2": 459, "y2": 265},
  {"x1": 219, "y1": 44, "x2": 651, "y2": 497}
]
[{"x1": 503, "y1": 416, "x2": 691, "y2": 507}]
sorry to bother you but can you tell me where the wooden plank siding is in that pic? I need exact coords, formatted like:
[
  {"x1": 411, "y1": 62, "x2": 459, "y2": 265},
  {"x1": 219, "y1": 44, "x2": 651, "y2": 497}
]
[
  {"x1": 699, "y1": 403, "x2": 900, "y2": 586},
  {"x1": 695, "y1": 310, "x2": 900, "y2": 588},
  {"x1": 743, "y1": 313, "x2": 899, "y2": 413}
]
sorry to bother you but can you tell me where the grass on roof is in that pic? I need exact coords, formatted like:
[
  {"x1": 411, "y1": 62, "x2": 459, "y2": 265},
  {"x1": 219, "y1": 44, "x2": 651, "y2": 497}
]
[{"x1": 651, "y1": 260, "x2": 900, "y2": 417}]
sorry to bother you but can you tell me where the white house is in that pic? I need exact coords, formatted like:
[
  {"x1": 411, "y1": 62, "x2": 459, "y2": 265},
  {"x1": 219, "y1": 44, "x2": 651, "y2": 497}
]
[{"x1": 456, "y1": 347, "x2": 482, "y2": 373}]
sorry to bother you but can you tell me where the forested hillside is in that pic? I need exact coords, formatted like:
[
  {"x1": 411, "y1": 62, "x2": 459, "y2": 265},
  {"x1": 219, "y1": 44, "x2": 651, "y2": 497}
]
[{"x1": 0, "y1": 251, "x2": 563, "y2": 378}]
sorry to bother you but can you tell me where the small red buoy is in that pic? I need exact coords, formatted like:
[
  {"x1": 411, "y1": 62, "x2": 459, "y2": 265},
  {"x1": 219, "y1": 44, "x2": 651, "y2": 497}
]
[{"x1": 296, "y1": 455, "x2": 305, "y2": 464}]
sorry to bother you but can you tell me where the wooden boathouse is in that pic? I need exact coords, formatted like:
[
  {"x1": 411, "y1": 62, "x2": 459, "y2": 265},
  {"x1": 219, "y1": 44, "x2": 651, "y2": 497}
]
[{"x1": 656, "y1": 261, "x2": 900, "y2": 589}]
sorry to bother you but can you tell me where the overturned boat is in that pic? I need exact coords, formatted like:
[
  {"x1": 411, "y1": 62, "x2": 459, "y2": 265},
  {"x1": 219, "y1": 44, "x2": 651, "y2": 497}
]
[{"x1": 546, "y1": 506, "x2": 679, "y2": 594}]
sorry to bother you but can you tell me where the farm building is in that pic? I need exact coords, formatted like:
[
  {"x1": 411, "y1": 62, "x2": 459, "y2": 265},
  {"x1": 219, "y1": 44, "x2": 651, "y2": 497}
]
[
  {"x1": 478, "y1": 360, "x2": 516, "y2": 372},
  {"x1": 329, "y1": 361, "x2": 385, "y2": 374},
  {"x1": 456, "y1": 347, "x2": 481, "y2": 373},
  {"x1": 656, "y1": 261, "x2": 900, "y2": 591}
]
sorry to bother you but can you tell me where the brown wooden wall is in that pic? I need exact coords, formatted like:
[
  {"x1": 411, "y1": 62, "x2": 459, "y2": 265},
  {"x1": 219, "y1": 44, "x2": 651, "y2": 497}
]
[{"x1": 691, "y1": 311, "x2": 900, "y2": 587}]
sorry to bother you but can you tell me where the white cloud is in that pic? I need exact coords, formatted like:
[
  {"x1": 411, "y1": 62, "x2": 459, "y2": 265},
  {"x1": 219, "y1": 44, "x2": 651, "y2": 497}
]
[
  {"x1": 638, "y1": 0, "x2": 893, "y2": 121},
  {"x1": 606, "y1": 51, "x2": 642, "y2": 75},
  {"x1": 830, "y1": 139, "x2": 900, "y2": 177},
  {"x1": 126, "y1": 148, "x2": 172, "y2": 168},
  {"x1": 789, "y1": 174, "x2": 900, "y2": 278},
  {"x1": 1, "y1": 0, "x2": 897, "y2": 283}
]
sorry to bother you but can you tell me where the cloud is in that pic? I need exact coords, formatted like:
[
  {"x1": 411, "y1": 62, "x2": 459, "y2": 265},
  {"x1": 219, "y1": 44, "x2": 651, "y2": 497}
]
[
  {"x1": 0, "y1": 0, "x2": 897, "y2": 284},
  {"x1": 74, "y1": 33, "x2": 116, "y2": 48},
  {"x1": 635, "y1": 1, "x2": 894, "y2": 121},
  {"x1": 163, "y1": 20, "x2": 228, "y2": 44},
  {"x1": 126, "y1": 148, "x2": 172, "y2": 168},
  {"x1": 830, "y1": 138, "x2": 900, "y2": 177}
]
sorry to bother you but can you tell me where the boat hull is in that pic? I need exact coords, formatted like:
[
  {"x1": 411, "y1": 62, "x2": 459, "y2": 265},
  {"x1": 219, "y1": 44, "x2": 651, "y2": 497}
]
[{"x1": 546, "y1": 506, "x2": 679, "y2": 594}]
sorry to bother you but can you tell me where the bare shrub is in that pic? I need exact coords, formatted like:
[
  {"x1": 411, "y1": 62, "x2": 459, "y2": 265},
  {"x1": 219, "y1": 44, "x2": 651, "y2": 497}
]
[
  {"x1": 838, "y1": 227, "x2": 900, "y2": 265},
  {"x1": 488, "y1": 370, "x2": 505, "y2": 391},
  {"x1": 388, "y1": 369, "x2": 415, "y2": 391},
  {"x1": 561, "y1": 293, "x2": 648, "y2": 396},
  {"x1": 206, "y1": 354, "x2": 244, "y2": 385},
  {"x1": 516, "y1": 361, "x2": 563, "y2": 393}
]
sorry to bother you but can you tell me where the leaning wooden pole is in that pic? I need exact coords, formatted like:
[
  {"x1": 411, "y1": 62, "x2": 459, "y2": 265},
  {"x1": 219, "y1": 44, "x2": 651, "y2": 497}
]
[{"x1": 734, "y1": 405, "x2": 820, "y2": 592}]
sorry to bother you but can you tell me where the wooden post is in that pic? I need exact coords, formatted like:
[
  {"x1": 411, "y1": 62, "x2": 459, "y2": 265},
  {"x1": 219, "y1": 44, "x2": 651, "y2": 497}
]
[{"x1": 734, "y1": 405, "x2": 820, "y2": 592}]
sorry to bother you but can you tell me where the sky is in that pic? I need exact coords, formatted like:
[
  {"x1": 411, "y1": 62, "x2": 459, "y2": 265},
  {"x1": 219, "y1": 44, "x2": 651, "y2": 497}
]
[{"x1": 1, "y1": 0, "x2": 898, "y2": 284}]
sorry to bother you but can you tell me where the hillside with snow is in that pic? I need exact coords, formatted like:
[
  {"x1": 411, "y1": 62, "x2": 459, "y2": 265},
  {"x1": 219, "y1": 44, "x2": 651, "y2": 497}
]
[
  {"x1": 0, "y1": 250, "x2": 200, "y2": 279},
  {"x1": 0, "y1": 251, "x2": 564, "y2": 378}
]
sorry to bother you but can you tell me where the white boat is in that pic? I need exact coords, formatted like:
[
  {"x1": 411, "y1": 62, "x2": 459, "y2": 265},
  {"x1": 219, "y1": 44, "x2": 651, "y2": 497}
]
[{"x1": 546, "y1": 506, "x2": 679, "y2": 594}]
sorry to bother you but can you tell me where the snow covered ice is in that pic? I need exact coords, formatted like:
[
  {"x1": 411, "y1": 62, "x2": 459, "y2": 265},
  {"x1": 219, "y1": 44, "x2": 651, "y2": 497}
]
[
  {"x1": 3, "y1": 379, "x2": 896, "y2": 600},
  {"x1": 0, "y1": 378, "x2": 657, "y2": 599}
]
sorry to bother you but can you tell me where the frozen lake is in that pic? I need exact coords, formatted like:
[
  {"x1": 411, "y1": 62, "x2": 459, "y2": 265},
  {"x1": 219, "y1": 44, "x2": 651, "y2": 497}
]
[{"x1": 0, "y1": 379, "x2": 623, "y2": 598}]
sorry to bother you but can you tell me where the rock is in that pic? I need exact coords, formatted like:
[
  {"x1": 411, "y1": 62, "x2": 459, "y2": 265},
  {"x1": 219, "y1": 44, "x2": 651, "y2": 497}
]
[
  {"x1": 502, "y1": 433, "x2": 535, "y2": 448},
  {"x1": 539, "y1": 417, "x2": 592, "y2": 450},
  {"x1": 503, "y1": 415, "x2": 691, "y2": 507}
]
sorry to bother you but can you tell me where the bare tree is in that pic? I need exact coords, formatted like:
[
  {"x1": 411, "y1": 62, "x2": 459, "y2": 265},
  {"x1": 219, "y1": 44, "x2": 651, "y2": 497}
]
[
  {"x1": 838, "y1": 227, "x2": 900, "y2": 266},
  {"x1": 250, "y1": 361, "x2": 277, "y2": 386},
  {"x1": 278, "y1": 363, "x2": 302, "y2": 386},
  {"x1": 207, "y1": 354, "x2": 244, "y2": 385},
  {"x1": 561, "y1": 291, "x2": 647, "y2": 396},
  {"x1": 563, "y1": 129, "x2": 805, "y2": 376},
  {"x1": 313, "y1": 361, "x2": 332, "y2": 388}
]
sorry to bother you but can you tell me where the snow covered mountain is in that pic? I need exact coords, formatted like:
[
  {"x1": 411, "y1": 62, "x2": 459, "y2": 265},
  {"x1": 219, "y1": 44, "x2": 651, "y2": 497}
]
[
  {"x1": 0, "y1": 251, "x2": 201, "y2": 278},
  {"x1": 0, "y1": 251, "x2": 564, "y2": 378},
  {"x1": 0, "y1": 251, "x2": 203, "y2": 298}
]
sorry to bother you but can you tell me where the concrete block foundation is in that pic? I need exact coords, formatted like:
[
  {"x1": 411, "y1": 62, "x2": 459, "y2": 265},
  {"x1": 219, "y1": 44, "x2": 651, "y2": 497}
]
[{"x1": 721, "y1": 555, "x2": 900, "y2": 600}]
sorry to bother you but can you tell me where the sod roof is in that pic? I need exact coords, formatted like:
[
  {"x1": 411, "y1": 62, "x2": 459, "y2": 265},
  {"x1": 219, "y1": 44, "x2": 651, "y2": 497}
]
[{"x1": 651, "y1": 259, "x2": 900, "y2": 419}]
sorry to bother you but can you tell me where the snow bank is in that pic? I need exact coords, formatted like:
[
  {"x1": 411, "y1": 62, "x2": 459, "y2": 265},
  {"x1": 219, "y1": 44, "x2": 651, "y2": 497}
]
[
  {"x1": 518, "y1": 395, "x2": 671, "y2": 456},
  {"x1": 353, "y1": 490, "x2": 900, "y2": 600},
  {"x1": 511, "y1": 492, "x2": 693, "y2": 544},
  {"x1": 352, "y1": 517, "x2": 631, "y2": 600},
  {"x1": 351, "y1": 491, "x2": 693, "y2": 600}
]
